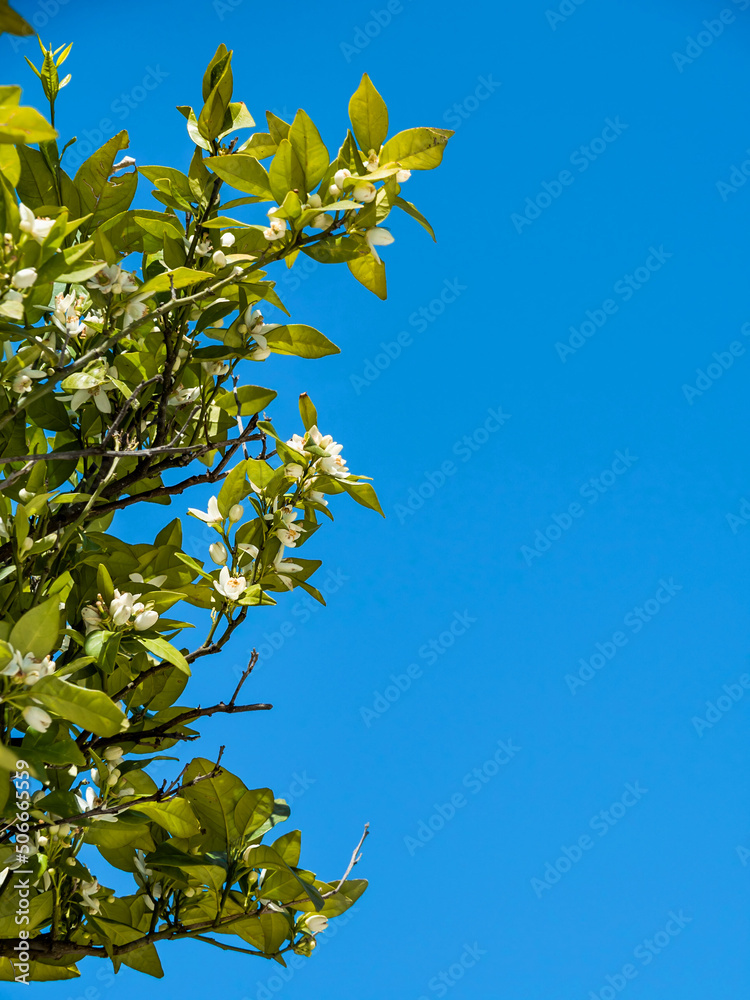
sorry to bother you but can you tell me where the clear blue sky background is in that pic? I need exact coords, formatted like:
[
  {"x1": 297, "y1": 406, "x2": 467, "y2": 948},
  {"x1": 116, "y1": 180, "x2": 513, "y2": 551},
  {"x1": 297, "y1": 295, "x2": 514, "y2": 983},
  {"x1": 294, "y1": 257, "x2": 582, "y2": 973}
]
[{"x1": 6, "y1": 0, "x2": 750, "y2": 996}]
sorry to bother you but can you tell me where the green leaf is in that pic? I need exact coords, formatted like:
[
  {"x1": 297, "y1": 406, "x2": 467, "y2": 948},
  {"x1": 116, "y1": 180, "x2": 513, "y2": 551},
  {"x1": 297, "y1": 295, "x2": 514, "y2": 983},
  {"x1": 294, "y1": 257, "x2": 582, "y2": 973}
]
[
  {"x1": 217, "y1": 460, "x2": 247, "y2": 515},
  {"x1": 349, "y1": 74, "x2": 389, "y2": 153},
  {"x1": 120, "y1": 944, "x2": 164, "y2": 979},
  {"x1": 130, "y1": 797, "x2": 200, "y2": 838},
  {"x1": 74, "y1": 131, "x2": 137, "y2": 229},
  {"x1": 394, "y1": 196, "x2": 436, "y2": 241},
  {"x1": 272, "y1": 829, "x2": 301, "y2": 867},
  {"x1": 263, "y1": 324, "x2": 340, "y2": 359},
  {"x1": 138, "y1": 265, "x2": 214, "y2": 296},
  {"x1": 0, "y1": 3, "x2": 33, "y2": 37},
  {"x1": 298, "y1": 393, "x2": 317, "y2": 430},
  {"x1": 214, "y1": 384, "x2": 277, "y2": 415},
  {"x1": 238, "y1": 132, "x2": 277, "y2": 159},
  {"x1": 268, "y1": 139, "x2": 305, "y2": 203},
  {"x1": 205, "y1": 154, "x2": 273, "y2": 199},
  {"x1": 9, "y1": 598, "x2": 60, "y2": 658},
  {"x1": 0, "y1": 103, "x2": 56, "y2": 144},
  {"x1": 218, "y1": 101, "x2": 255, "y2": 140},
  {"x1": 380, "y1": 127, "x2": 453, "y2": 170},
  {"x1": 288, "y1": 110, "x2": 329, "y2": 191},
  {"x1": 340, "y1": 480, "x2": 384, "y2": 516},
  {"x1": 139, "y1": 637, "x2": 190, "y2": 675},
  {"x1": 182, "y1": 758, "x2": 271, "y2": 849},
  {"x1": 33, "y1": 676, "x2": 128, "y2": 736},
  {"x1": 347, "y1": 254, "x2": 387, "y2": 299},
  {"x1": 302, "y1": 236, "x2": 367, "y2": 264},
  {"x1": 266, "y1": 110, "x2": 290, "y2": 144}
]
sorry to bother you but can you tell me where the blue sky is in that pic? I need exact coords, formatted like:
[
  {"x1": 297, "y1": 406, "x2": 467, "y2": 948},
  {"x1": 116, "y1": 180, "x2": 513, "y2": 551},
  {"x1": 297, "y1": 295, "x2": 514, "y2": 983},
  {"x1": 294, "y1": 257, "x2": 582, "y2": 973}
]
[{"x1": 7, "y1": 0, "x2": 750, "y2": 996}]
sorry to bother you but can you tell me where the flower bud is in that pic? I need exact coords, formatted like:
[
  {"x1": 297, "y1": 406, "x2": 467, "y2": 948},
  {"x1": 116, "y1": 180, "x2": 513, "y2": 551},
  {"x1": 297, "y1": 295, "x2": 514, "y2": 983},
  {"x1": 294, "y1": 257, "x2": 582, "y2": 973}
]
[
  {"x1": 134, "y1": 609, "x2": 159, "y2": 631},
  {"x1": 285, "y1": 463, "x2": 304, "y2": 479},
  {"x1": 209, "y1": 542, "x2": 228, "y2": 565},
  {"x1": 212, "y1": 250, "x2": 227, "y2": 267},
  {"x1": 333, "y1": 168, "x2": 351, "y2": 189},
  {"x1": 220, "y1": 232, "x2": 236, "y2": 247},
  {"x1": 228, "y1": 504, "x2": 244, "y2": 524}
]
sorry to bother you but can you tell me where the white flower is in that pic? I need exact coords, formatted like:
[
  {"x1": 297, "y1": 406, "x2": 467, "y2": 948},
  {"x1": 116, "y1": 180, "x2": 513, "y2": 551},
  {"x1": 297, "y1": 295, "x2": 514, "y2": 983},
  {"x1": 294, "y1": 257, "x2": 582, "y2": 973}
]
[
  {"x1": 212, "y1": 249, "x2": 227, "y2": 267},
  {"x1": 396, "y1": 169, "x2": 411, "y2": 183},
  {"x1": 250, "y1": 332, "x2": 270, "y2": 361},
  {"x1": 214, "y1": 565, "x2": 247, "y2": 601},
  {"x1": 238, "y1": 542, "x2": 259, "y2": 560},
  {"x1": 263, "y1": 216, "x2": 287, "y2": 241},
  {"x1": 81, "y1": 605, "x2": 103, "y2": 633},
  {"x1": 11, "y1": 267, "x2": 37, "y2": 289},
  {"x1": 195, "y1": 238, "x2": 212, "y2": 256},
  {"x1": 310, "y1": 213, "x2": 334, "y2": 230},
  {"x1": 19, "y1": 203, "x2": 54, "y2": 243},
  {"x1": 307, "y1": 489, "x2": 328, "y2": 506},
  {"x1": 308, "y1": 425, "x2": 349, "y2": 478},
  {"x1": 188, "y1": 496, "x2": 223, "y2": 525},
  {"x1": 129, "y1": 572, "x2": 168, "y2": 588},
  {"x1": 365, "y1": 151, "x2": 379, "y2": 173},
  {"x1": 273, "y1": 551, "x2": 302, "y2": 590},
  {"x1": 79, "y1": 879, "x2": 101, "y2": 914},
  {"x1": 22, "y1": 706, "x2": 52, "y2": 732},
  {"x1": 121, "y1": 295, "x2": 149, "y2": 329},
  {"x1": 285, "y1": 463, "x2": 304, "y2": 479},
  {"x1": 220, "y1": 232, "x2": 236, "y2": 248},
  {"x1": 53, "y1": 291, "x2": 86, "y2": 337},
  {"x1": 286, "y1": 433, "x2": 308, "y2": 455},
  {"x1": 209, "y1": 542, "x2": 228, "y2": 565},
  {"x1": 68, "y1": 385, "x2": 112, "y2": 414},
  {"x1": 168, "y1": 386, "x2": 200, "y2": 407},
  {"x1": 133, "y1": 609, "x2": 158, "y2": 631},
  {"x1": 352, "y1": 181, "x2": 376, "y2": 203},
  {"x1": 304, "y1": 914, "x2": 329, "y2": 935},
  {"x1": 333, "y1": 168, "x2": 351, "y2": 190},
  {"x1": 365, "y1": 227, "x2": 395, "y2": 265},
  {"x1": 276, "y1": 508, "x2": 301, "y2": 548},
  {"x1": 228, "y1": 504, "x2": 244, "y2": 524},
  {"x1": 11, "y1": 367, "x2": 45, "y2": 394},
  {"x1": 109, "y1": 590, "x2": 136, "y2": 626},
  {"x1": 87, "y1": 264, "x2": 137, "y2": 295},
  {"x1": 1, "y1": 649, "x2": 54, "y2": 686},
  {"x1": 202, "y1": 360, "x2": 230, "y2": 377}
]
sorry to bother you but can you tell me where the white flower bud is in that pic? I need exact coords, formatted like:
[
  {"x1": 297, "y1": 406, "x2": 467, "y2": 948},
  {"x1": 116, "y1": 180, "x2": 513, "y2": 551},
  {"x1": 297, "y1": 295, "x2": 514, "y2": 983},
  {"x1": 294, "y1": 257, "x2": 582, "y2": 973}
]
[
  {"x1": 209, "y1": 542, "x2": 228, "y2": 565},
  {"x1": 307, "y1": 193, "x2": 322, "y2": 208},
  {"x1": 228, "y1": 504, "x2": 244, "y2": 524},
  {"x1": 220, "y1": 232, "x2": 236, "y2": 247},
  {"x1": 212, "y1": 250, "x2": 227, "y2": 267},
  {"x1": 133, "y1": 609, "x2": 159, "y2": 631},
  {"x1": 11, "y1": 267, "x2": 38, "y2": 289},
  {"x1": 333, "y1": 168, "x2": 351, "y2": 189}
]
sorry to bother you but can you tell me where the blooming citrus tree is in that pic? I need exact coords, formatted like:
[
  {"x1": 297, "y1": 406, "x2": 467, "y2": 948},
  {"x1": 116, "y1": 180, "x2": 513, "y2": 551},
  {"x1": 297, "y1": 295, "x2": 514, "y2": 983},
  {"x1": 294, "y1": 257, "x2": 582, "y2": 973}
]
[{"x1": 0, "y1": 23, "x2": 451, "y2": 984}]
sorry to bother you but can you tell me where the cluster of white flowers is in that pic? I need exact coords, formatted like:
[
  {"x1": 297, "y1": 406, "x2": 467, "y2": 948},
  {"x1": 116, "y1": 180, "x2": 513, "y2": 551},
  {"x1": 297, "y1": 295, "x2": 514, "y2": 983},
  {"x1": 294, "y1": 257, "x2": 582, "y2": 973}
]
[
  {"x1": 263, "y1": 209, "x2": 288, "y2": 242},
  {"x1": 82, "y1": 589, "x2": 159, "y2": 633},
  {"x1": 287, "y1": 424, "x2": 349, "y2": 481},
  {"x1": 0, "y1": 648, "x2": 55, "y2": 687},
  {"x1": 53, "y1": 290, "x2": 89, "y2": 339}
]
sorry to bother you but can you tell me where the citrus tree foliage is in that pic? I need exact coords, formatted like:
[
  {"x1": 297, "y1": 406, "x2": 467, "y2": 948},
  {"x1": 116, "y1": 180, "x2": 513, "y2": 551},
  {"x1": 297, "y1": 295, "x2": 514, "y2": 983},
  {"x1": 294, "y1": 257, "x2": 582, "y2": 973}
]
[{"x1": 0, "y1": 36, "x2": 451, "y2": 982}]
